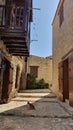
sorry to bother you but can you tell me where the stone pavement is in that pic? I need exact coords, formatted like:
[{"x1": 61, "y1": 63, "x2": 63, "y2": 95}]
[{"x1": 0, "y1": 89, "x2": 73, "y2": 130}]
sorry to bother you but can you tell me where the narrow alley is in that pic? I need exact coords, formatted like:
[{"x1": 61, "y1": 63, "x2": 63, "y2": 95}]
[
  {"x1": 0, "y1": 89, "x2": 73, "y2": 130},
  {"x1": 0, "y1": 0, "x2": 73, "y2": 129}
]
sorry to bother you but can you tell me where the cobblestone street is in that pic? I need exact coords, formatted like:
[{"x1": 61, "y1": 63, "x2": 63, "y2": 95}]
[{"x1": 0, "y1": 89, "x2": 73, "y2": 130}]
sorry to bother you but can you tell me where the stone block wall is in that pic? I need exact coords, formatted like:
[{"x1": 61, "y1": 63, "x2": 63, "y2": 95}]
[
  {"x1": 0, "y1": 40, "x2": 26, "y2": 102},
  {"x1": 29, "y1": 55, "x2": 52, "y2": 86},
  {"x1": 52, "y1": 0, "x2": 73, "y2": 94},
  {"x1": 10, "y1": 56, "x2": 26, "y2": 97}
]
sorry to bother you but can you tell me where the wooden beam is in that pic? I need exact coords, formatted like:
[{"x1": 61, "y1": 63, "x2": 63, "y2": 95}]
[
  {"x1": 6, "y1": 45, "x2": 27, "y2": 48},
  {"x1": 13, "y1": 55, "x2": 29, "y2": 56},
  {"x1": 0, "y1": 31, "x2": 27, "y2": 38},
  {"x1": 5, "y1": 41, "x2": 29, "y2": 46},
  {"x1": 10, "y1": 53, "x2": 29, "y2": 56},
  {"x1": 4, "y1": 39, "x2": 27, "y2": 43},
  {"x1": 1, "y1": 35, "x2": 26, "y2": 41},
  {"x1": 9, "y1": 48, "x2": 28, "y2": 51},
  {"x1": 9, "y1": 51, "x2": 28, "y2": 54},
  {"x1": 4, "y1": 42, "x2": 29, "y2": 48},
  {"x1": 9, "y1": 49, "x2": 28, "y2": 53},
  {"x1": 5, "y1": 43, "x2": 27, "y2": 46},
  {"x1": 9, "y1": 50, "x2": 28, "y2": 53}
]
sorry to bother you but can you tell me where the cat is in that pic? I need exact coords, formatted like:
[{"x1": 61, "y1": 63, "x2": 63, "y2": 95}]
[{"x1": 27, "y1": 101, "x2": 35, "y2": 110}]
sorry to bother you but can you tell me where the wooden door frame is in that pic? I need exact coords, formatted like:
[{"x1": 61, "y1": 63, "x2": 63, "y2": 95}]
[
  {"x1": 1, "y1": 58, "x2": 13, "y2": 103},
  {"x1": 15, "y1": 65, "x2": 20, "y2": 90},
  {"x1": 63, "y1": 58, "x2": 69, "y2": 102}
]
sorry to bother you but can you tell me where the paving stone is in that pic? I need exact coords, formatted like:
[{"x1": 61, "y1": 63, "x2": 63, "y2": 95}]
[
  {"x1": 0, "y1": 116, "x2": 73, "y2": 130},
  {"x1": 0, "y1": 89, "x2": 73, "y2": 130},
  {"x1": 59, "y1": 101, "x2": 73, "y2": 116},
  {"x1": 0, "y1": 102, "x2": 70, "y2": 118}
]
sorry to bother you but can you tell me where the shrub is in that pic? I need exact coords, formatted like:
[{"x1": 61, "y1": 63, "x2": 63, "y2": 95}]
[
  {"x1": 26, "y1": 74, "x2": 49, "y2": 89},
  {"x1": 36, "y1": 79, "x2": 49, "y2": 89},
  {"x1": 27, "y1": 73, "x2": 36, "y2": 89}
]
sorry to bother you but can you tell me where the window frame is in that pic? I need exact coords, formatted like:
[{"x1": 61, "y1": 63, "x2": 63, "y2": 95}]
[{"x1": 30, "y1": 66, "x2": 39, "y2": 78}]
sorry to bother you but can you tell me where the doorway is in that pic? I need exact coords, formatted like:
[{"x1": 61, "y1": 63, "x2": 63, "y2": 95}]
[
  {"x1": 63, "y1": 58, "x2": 69, "y2": 102},
  {"x1": 1, "y1": 58, "x2": 13, "y2": 102},
  {"x1": 15, "y1": 65, "x2": 20, "y2": 90}
]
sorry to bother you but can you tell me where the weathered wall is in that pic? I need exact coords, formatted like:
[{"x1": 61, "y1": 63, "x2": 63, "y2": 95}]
[
  {"x1": 52, "y1": 0, "x2": 73, "y2": 94},
  {"x1": 0, "y1": 40, "x2": 26, "y2": 101},
  {"x1": 10, "y1": 56, "x2": 26, "y2": 98},
  {"x1": 29, "y1": 55, "x2": 52, "y2": 86}
]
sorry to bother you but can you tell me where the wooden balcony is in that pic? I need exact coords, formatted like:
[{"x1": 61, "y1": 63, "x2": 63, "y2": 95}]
[{"x1": 0, "y1": 2, "x2": 31, "y2": 56}]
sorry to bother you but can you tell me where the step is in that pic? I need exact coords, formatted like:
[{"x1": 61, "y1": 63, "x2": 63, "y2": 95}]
[{"x1": 17, "y1": 93, "x2": 57, "y2": 98}]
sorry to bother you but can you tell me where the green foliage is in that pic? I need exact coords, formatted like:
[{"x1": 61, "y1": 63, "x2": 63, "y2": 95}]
[
  {"x1": 36, "y1": 79, "x2": 49, "y2": 89},
  {"x1": 27, "y1": 73, "x2": 36, "y2": 89},
  {"x1": 27, "y1": 74, "x2": 49, "y2": 89}
]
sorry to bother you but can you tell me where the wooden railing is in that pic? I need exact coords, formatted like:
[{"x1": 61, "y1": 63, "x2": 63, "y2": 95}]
[
  {"x1": 0, "y1": 5, "x2": 28, "y2": 31},
  {"x1": 10, "y1": 6, "x2": 24, "y2": 29},
  {"x1": 0, "y1": 5, "x2": 5, "y2": 27}
]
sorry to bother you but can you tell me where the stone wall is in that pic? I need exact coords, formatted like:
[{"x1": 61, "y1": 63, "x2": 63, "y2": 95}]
[
  {"x1": 0, "y1": 40, "x2": 26, "y2": 102},
  {"x1": 10, "y1": 56, "x2": 26, "y2": 98},
  {"x1": 29, "y1": 55, "x2": 52, "y2": 86},
  {"x1": 52, "y1": 0, "x2": 73, "y2": 94}
]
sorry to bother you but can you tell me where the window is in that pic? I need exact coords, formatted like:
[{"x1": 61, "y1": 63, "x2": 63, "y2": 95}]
[
  {"x1": 30, "y1": 66, "x2": 39, "y2": 78},
  {"x1": 59, "y1": 5, "x2": 64, "y2": 27},
  {"x1": 10, "y1": 6, "x2": 24, "y2": 28},
  {"x1": 0, "y1": 0, "x2": 5, "y2": 26}
]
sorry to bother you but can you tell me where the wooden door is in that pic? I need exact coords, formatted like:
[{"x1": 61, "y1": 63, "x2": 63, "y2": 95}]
[
  {"x1": 63, "y1": 59, "x2": 69, "y2": 101},
  {"x1": 0, "y1": 50, "x2": 3, "y2": 100},
  {"x1": 58, "y1": 62, "x2": 63, "y2": 100},
  {"x1": 20, "y1": 69, "x2": 26, "y2": 90},
  {"x1": 15, "y1": 66, "x2": 20, "y2": 90},
  {"x1": 69, "y1": 52, "x2": 73, "y2": 106},
  {"x1": 1, "y1": 59, "x2": 13, "y2": 102}
]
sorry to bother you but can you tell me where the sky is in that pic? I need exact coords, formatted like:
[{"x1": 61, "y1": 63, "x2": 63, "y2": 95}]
[{"x1": 30, "y1": 0, "x2": 59, "y2": 57}]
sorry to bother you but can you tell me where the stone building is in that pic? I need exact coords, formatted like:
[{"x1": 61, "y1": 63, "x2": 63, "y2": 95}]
[
  {"x1": 28, "y1": 55, "x2": 52, "y2": 86},
  {"x1": 52, "y1": 0, "x2": 73, "y2": 106},
  {"x1": 0, "y1": 0, "x2": 33, "y2": 103}
]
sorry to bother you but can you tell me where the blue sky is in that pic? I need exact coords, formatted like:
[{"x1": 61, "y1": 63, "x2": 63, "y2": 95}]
[{"x1": 30, "y1": 0, "x2": 59, "y2": 57}]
